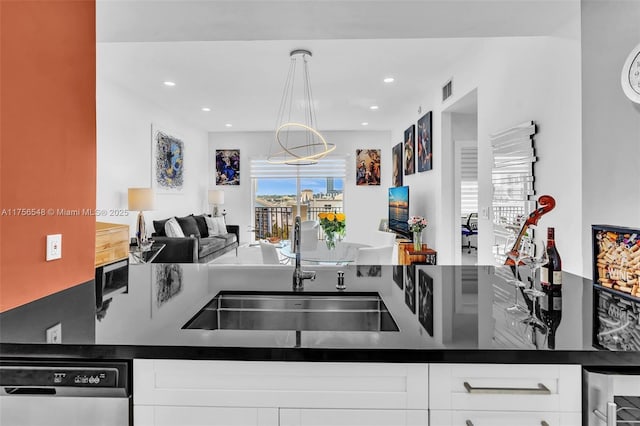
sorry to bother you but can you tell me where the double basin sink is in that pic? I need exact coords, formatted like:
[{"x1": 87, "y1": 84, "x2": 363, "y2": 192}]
[{"x1": 183, "y1": 291, "x2": 399, "y2": 332}]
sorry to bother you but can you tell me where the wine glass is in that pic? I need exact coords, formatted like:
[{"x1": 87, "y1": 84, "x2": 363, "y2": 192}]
[
  {"x1": 520, "y1": 238, "x2": 549, "y2": 337},
  {"x1": 501, "y1": 235, "x2": 532, "y2": 316}
]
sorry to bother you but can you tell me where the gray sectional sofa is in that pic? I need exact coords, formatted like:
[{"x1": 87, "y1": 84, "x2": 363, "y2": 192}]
[{"x1": 150, "y1": 214, "x2": 239, "y2": 263}]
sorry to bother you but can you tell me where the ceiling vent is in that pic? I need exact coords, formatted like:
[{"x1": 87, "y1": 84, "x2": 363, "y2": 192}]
[{"x1": 442, "y1": 79, "x2": 453, "y2": 102}]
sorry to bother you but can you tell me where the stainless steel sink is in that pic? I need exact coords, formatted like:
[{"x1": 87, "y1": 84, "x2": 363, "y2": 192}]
[{"x1": 183, "y1": 291, "x2": 399, "y2": 332}]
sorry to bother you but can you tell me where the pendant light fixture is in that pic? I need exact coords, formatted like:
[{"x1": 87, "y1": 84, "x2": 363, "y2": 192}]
[{"x1": 268, "y1": 49, "x2": 335, "y2": 165}]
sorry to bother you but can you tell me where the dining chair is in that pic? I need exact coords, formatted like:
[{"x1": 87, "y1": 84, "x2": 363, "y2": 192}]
[
  {"x1": 260, "y1": 241, "x2": 289, "y2": 264},
  {"x1": 300, "y1": 220, "x2": 319, "y2": 251},
  {"x1": 355, "y1": 245, "x2": 394, "y2": 265}
]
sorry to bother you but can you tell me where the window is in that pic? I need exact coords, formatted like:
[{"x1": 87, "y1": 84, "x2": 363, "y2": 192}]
[{"x1": 250, "y1": 158, "x2": 346, "y2": 240}]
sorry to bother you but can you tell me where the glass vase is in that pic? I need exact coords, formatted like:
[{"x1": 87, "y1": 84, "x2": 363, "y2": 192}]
[
  {"x1": 413, "y1": 230, "x2": 422, "y2": 251},
  {"x1": 325, "y1": 232, "x2": 337, "y2": 250}
]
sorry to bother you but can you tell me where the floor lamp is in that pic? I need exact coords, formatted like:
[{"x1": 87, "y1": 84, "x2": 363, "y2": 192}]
[
  {"x1": 128, "y1": 188, "x2": 155, "y2": 248},
  {"x1": 208, "y1": 190, "x2": 224, "y2": 217}
]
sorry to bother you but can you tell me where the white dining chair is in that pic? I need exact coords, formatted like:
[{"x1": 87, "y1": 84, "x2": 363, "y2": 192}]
[
  {"x1": 355, "y1": 245, "x2": 394, "y2": 265},
  {"x1": 300, "y1": 220, "x2": 319, "y2": 251},
  {"x1": 260, "y1": 241, "x2": 289, "y2": 264}
]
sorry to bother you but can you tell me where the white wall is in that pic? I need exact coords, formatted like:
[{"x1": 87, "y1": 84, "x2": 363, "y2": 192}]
[
  {"x1": 97, "y1": 78, "x2": 209, "y2": 237},
  {"x1": 581, "y1": 0, "x2": 640, "y2": 278},
  {"x1": 387, "y1": 11, "x2": 582, "y2": 271},
  {"x1": 208, "y1": 130, "x2": 391, "y2": 245}
]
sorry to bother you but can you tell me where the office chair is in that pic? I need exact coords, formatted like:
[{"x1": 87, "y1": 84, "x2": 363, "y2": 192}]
[{"x1": 461, "y1": 213, "x2": 478, "y2": 254}]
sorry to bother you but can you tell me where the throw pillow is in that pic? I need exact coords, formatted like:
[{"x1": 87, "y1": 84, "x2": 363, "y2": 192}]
[
  {"x1": 153, "y1": 219, "x2": 169, "y2": 237},
  {"x1": 192, "y1": 214, "x2": 209, "y2": 238},
  {"x1": 213, "y1": 216, "x2": 227, "y2": 235},
  {"x1": 204, "y1": 215, "x2": 219, "y2": 236},
  {"x1": 176, "y1": 215, "x2": 201, "y2": 238},
  {"x1": 164, "y1": 217, "x2": 185, "y2": 238}
]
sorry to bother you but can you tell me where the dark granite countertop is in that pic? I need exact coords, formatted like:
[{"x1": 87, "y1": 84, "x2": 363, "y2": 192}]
[{"x1": 1, "y1": 264, "x2": 639, "y2": 366}]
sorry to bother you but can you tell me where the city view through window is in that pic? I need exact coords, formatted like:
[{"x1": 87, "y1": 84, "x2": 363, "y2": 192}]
[{"x1": 254, "y1": 178, "x2": 344, "y2": 240}]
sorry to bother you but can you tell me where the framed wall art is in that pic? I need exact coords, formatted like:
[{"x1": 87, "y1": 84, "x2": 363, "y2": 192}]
[
  {"x1": 216, "y1": 149, "x2": 240, "y2": 185},
  {"x1": 417, "y1": 111, "x2": 432, "y2": 172},
  {"x1": 404, "y1": 264, "x2": 416, "y2": 314},
  {"x1": 355, "y1": 149, "x2": 381, "y2": 186},
  {"x1": 404, "y1": 125, "x2": 415, "y2": 176},
  {"x1": 418, "y1": 269, "x2": 434, "y2": 336},
  {"x1": 392, "y1": 142, "x2": 403, "y2": 187},
  {"x1": 152, "y1": 125, "x2": 184, "y2": 193}
]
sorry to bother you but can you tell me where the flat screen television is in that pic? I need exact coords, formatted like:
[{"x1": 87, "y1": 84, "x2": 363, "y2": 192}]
[{"x1": 388, "y1": 186, "x2": 410, "y2": 238}]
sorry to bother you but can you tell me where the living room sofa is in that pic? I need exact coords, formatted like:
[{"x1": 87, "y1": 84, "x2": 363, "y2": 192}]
[{"x1": 150, "y1": 214, "x2": 239, "y2": 263}]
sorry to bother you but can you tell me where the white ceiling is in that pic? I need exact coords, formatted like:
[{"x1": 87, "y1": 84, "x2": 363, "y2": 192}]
[{"x1": 97, "y1": 0, "x2": 578, "y2": 132}]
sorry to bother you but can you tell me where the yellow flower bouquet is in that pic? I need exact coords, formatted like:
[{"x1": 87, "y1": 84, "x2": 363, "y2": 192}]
[{"x1": 318, "y1": 212, "x2": 346, "y2": 250}]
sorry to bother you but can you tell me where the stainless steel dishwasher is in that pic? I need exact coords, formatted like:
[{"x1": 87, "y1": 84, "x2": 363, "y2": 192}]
[{"x1": 0, "y1": 360, "x2": 130, "y2": 426}]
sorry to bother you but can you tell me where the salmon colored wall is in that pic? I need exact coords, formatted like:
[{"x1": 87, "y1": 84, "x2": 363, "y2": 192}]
[{"x1": 0, "y1": 0, "x2": 96, "y2": 312}]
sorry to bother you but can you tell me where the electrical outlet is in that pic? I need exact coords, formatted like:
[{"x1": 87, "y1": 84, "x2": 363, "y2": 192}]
[
  {"x1": 481, "y1": 207, "x2": 489, "y2": 220},
  {"x1": 46, "y1": 323, "x2": 62, "y2": 344},
  {"x1": 46, "y1": 234, "x2": 62, "y2": 261}
]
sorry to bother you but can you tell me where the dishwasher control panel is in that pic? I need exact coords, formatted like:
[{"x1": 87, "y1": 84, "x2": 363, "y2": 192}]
[{"x1": 0, "y1": 367, "x2": 119, "y2": 387}]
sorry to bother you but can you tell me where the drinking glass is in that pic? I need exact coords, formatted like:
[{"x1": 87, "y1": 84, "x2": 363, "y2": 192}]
[{"x1": 502, "y1": 235, "x2": 532, "y2": 315}]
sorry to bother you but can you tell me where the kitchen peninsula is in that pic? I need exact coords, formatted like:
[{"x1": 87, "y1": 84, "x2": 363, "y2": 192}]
[{"x1": 1, "y1": 264, "x2": 639, "y2": 425}]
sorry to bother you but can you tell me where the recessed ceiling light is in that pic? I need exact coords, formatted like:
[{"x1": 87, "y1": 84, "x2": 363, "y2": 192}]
[
  {"x1": 361, "y1": 122, "x2": 369, "y2": 126},
  {"x1": 201, "y1": 107, "x2": 211, "y2": 112},
  {"x1": 369, "y1": 105, "x2": 379, "y2": 110},
  {"x1": 383, "y1": 77, "x2": 395, "y2": 83},
  {"x1": 225, "y1": 123, "x2": 233, "y2": 128},
  {"x1": 163, "y1": 81, "x2": 176, "y2": 87}
]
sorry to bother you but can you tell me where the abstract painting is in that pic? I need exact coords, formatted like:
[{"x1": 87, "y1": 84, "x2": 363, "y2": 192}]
[
  {"x1": 393, "y1": 265, "x2": 403, "y2": 289},
  {"x1": 392, "y1": 142, "x2": 403, "y2": 187},
  {"x1": 356, "y1": 149, "x2": 381, "y2": 186},
  {"x1": 216, "y1": 149, "x2": 240, "y2": 185},
  {"x1": 154, "y1": 263, "x2": 183, "y2": 309},
  {"x1": 418, "y1": 269, "x2": 434, "y2": 336},
  {"x1": 152, "y1": 125, "x2": 184, "y2": 192},
  {"x1": 404, "y1": 264, "x2": 416, "y2": 313},
  {"x1": 404, "y1": 125, "x2": 415, "y2": 175},
  {"x1": 417, "y1": 112, "x2": 432, "y2": 172},
  {"x1": 357, "y1": 265, "x2": 382, "y2": 277}
]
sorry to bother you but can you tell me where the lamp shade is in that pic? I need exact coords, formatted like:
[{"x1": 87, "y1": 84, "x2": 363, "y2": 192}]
[
  {"x1": 128, "y1": 188, "x2": 155, "y2": 211},
  {"x1": 208, "y1": 190, "x2": 224, "y2": 205}
]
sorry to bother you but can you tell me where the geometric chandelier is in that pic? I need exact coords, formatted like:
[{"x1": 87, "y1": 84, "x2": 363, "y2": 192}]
[{"x1": 268, "y1": 49, "x2": 336, "y2": 165}]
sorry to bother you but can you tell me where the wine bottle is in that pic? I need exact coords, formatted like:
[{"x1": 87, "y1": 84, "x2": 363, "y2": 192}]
[
  {"x1": 541, "y1": 227, "x2": 562, "y2": 286},
  {"x1": 539, "y1": 283, "x2": 562, "y2": 349}
]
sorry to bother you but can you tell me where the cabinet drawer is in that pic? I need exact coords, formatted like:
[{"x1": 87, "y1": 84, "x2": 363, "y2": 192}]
[
  {"x1": 429, "y1": 364, "x2": 581, "y2": 412},
  {"x1": 134, "y1": 359, "x2": 428, "y2": 410},
  {"x1": 280, "y1": 408, "x2": 429, "y2": 426},
  {"x1": 96, "y1": 228, "x2": 128, "y2": 251},
  {"x1": 135, "y1": 406, "x2": 278, "y2": 426},
  {"x1": 430, "y1": 409, "x2": 581, "y2": 426},
  {"x1": 95, "y1": 243, "x2": 128, "y2": 266}
]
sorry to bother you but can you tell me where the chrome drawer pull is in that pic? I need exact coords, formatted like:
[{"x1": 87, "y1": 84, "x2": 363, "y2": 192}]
[{"x1": 463, "y1": 381, "x2": 551, "y2": 395}]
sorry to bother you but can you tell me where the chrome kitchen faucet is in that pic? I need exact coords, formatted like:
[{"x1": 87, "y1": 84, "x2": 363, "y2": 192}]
[{"x1": 292, "y1": 216, "x2": 316, "y2": 291}]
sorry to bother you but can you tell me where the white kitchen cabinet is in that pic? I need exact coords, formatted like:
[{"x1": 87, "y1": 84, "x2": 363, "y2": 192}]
[
  {"x1": 430, "y1": 409, "x2": 581, "y2": 426},
  {"x1": 135, "y1": 406, "x2": 278, "y2": 426},
  {"x1": 279, "y1": 408, "x2": 429, "y2": 426},
  {"x1": 134, "y1": 359, "x2": 429, "y2": 426}
]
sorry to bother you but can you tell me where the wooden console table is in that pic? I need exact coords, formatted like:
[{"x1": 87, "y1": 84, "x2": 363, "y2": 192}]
[
  {"x1": 95, "y1": 222, "x2": 129, "y2": 267},
  {"x1": 398, "y1": 242, "x2": 437, "y2": 265}
]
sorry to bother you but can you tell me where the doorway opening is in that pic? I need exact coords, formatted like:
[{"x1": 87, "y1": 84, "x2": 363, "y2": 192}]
[{"x1": 445, "y1": 89, "x2": 478, "y2": 265}]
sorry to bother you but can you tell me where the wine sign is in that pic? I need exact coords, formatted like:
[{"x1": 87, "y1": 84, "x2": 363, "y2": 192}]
[{"x1": 592, "y1": 225, "x2": 640, "y2": 300}]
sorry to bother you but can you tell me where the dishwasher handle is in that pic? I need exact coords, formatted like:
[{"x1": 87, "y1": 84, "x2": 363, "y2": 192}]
[
  {"x1": 593, "y1": 402, "x2": 617, "y2": 426},
  {"x1": 4, "y1": 387, "x2": 56, "y2": 395}
]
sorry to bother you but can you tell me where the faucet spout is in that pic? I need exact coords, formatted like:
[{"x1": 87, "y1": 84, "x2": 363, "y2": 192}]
[{"x1": 292, "y1": 216, "x2": 315, "y2": 291}]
